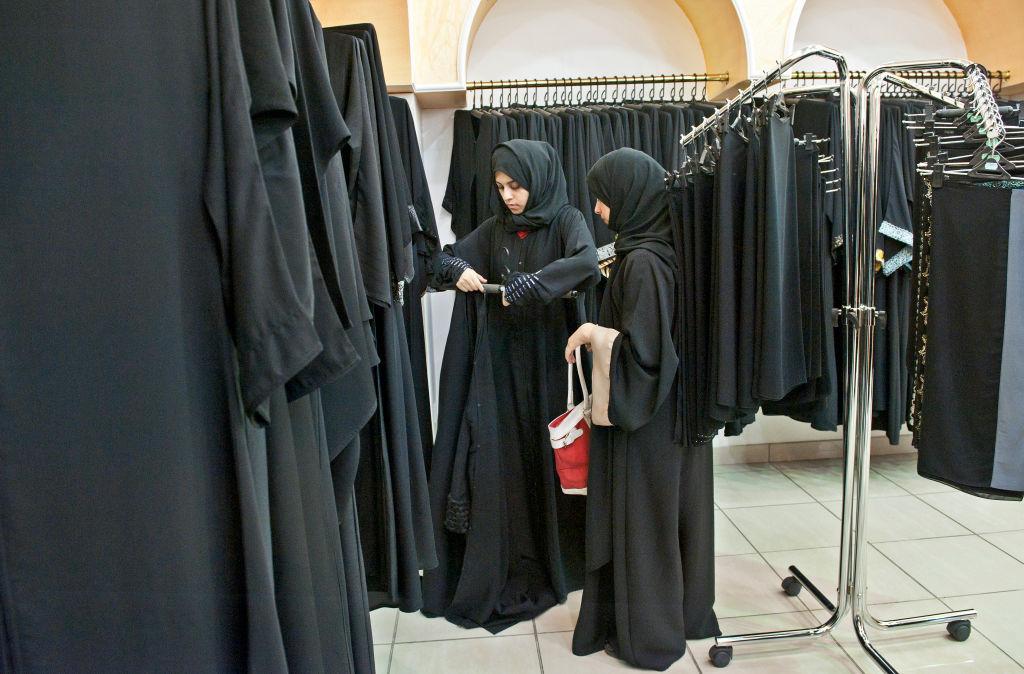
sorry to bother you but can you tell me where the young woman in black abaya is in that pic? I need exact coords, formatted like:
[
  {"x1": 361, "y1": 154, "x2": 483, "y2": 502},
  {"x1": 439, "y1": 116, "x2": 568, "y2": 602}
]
[
  {"x1": 423, "y1": 139, "x2": 601, "y2": 632},
  {"x1": 566, "y1": 148, "x2": 720, "y2": 671}
]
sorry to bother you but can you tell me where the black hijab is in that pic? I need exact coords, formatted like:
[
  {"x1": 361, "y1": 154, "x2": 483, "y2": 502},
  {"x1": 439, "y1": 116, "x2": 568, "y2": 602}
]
[
  {"x1": 586, "y1": 148, "x2": 675, "y2": 267},
  {"x1": 491, "y1": 139, "x2": 572, "y2": 232}
]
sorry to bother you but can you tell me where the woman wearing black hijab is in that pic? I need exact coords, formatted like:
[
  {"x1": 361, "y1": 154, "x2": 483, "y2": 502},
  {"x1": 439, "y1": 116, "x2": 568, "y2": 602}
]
[
  {"x1": 566, "y1": 148, "x2": 720, "y2": 671},
  {"x1": 424, "y1": 139, "x2": 600, "y2": 632}
]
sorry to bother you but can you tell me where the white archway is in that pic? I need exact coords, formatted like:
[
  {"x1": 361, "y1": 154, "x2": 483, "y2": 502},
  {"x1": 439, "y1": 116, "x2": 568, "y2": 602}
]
[
  {"x1": 457, "y1": 0, "x2": 754, "y2": 93},
  {"x1": 786, "y1": 0, "x2": 967, "y2": 68}
]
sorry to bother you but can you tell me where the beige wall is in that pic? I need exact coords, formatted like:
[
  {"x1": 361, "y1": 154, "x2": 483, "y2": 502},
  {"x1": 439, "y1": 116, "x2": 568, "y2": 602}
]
[
  {"x1": 310, "y1": 0, "x2": 413, "y2": 87},
  {"x1": 943, "y1": 0, "x2": 1023, "y2": 97}
]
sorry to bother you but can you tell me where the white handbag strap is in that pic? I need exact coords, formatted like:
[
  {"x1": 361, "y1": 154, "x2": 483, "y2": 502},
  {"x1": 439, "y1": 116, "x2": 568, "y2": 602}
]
[{"x1": 566, "y1": 347, "x2": 590, "y2": 410}]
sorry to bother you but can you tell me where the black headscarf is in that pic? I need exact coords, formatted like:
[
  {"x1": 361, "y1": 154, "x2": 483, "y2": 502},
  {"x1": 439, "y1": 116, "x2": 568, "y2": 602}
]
[
  {"x1": 586, "y1": 148, "x2": 675, "y2": 267},
  {"x1": 491, "y1": 139, "x2": 572, "y2": 232}
]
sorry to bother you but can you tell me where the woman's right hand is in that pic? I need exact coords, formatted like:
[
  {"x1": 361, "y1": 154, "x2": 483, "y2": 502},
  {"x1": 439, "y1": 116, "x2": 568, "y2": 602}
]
[{"x1": 456, "y1": 268, "x2": 488, "y2": 293}]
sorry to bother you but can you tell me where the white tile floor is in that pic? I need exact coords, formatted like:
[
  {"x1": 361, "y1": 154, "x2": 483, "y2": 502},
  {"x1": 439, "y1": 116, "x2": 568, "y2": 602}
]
[{"x1": 372, "y1": 455, "x2": 1024, "y2": 673}]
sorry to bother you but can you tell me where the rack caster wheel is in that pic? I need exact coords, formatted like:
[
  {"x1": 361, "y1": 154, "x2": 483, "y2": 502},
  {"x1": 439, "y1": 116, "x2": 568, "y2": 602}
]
[
  {"x1": 709, "y1": 645, "x2": 733, "y2": 668},
  {"x1": 947, "y1": 620, "x2": 972, "y2": 642},
  {"x1": 782, "y1": 576, "x2": 802, "y2": 597}
]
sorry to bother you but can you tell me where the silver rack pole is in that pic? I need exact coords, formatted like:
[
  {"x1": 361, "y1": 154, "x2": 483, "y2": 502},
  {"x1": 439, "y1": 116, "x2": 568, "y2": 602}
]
[
  {"x1": 847, "y1": 60, "x2": 989, "y2": 673},
  {"x1": 693, "y1": 44, "x2": 857, "y2": 668}
]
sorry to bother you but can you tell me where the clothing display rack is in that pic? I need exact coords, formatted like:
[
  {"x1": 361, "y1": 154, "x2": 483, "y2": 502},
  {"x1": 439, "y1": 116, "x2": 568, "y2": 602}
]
[
  {"x1": 842, "y1": 58, "x2": 1008, "y2": 674},
  {"x1": 783, "y1": 68, "x2": 1011, "y2": 92},
  {"x1": 466, "y1": 72, "x2": 729, "y2": 108},
  {"x1": 694, "y1": 47, "x2": 1002, "y2": 672}
]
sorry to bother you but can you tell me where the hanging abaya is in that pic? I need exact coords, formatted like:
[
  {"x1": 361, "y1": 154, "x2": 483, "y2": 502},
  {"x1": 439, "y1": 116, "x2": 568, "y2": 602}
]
[
  {"x1": 573, "y1": 149, "x2": 720, "y2": 672},
  {"x1": 423, "y1": 140, "x2": 600, "y2": 632}
]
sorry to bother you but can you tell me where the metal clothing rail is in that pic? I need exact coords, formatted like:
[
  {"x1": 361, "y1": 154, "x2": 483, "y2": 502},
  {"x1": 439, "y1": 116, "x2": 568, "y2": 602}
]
[
  {"x1": 783, "y1": 68, "x2": 1010, "y2": 87},
  {"x1": 686, "y1": 47, "x2": 993, "y2": 672},
  {"x1": 466, "y1": 72, "x2": 730, "y2": 91}
]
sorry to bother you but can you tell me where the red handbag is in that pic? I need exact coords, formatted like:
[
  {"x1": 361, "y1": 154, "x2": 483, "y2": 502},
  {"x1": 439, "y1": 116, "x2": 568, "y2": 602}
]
[{"x1": 548, "y1": 348, "x2": 591, "y2": 495}]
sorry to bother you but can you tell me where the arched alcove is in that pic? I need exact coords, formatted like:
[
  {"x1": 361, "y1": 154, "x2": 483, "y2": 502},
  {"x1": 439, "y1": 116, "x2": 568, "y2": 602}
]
[
  {"x1": 784, "y1": 0, "x2": 1020, "y2": 95},
  {"x1": 468, "y1": 0, "x2": 705, "y2": 83},
  {"x1": 788, "y1": 0, "x2": 967, "y2": 70},
  {"x1": 459, "y1": 0, "x2": 750, "y2": 96}
]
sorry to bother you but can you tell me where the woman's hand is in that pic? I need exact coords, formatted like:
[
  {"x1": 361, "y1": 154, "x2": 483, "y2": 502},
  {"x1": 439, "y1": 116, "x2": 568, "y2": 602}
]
[
  {"x1": 565, "y1": 323, "x2": 596, "y2": 363},
  {"x1": 456, "y1": 268, "x2": 487, "y2": 293}
]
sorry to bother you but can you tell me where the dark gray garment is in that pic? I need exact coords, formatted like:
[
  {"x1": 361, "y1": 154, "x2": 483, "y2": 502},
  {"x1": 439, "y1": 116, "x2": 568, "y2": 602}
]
[
  {"x1": 325, "y1": 24, "x2": 416, "y2": 286},
  {"x1": 0, "y1": 0, "x2": 327, "y2": 670},
  {"x1": 323, "y1": 27, "x2": 437, "y2": 615},
  {"x1": 992, "y1": 190, "x2": 1024, "y2": 491},
  {"x1": 323, "y1": 32, "x2": 393, "y2": 306},
  {"x1": 392, "y1": 96, "x2": 439, "y2": 468},
  {"x1": 444, "y1": 109, "x2": 480, "y2": 239},
  {"x1": 754, "y1": 113, "x2": 808, "y2": 400}
]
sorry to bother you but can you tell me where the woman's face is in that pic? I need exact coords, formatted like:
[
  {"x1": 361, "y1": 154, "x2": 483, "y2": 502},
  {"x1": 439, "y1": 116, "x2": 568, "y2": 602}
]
[
  {"x1": 495, "y1": 171, "x2": 529, "y2": 215},
  {"x1": 594, "y1": 199, "x2": 611, "y2": 226}
]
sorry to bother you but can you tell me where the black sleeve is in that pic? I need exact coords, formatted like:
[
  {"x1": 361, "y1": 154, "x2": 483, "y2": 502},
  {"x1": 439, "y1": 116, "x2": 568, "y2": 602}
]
[
  {"x1": 608, "y1": 253, "x2": 679, "y2": 432},
  {"x1": 204, "y1": 0, "x2": 324, "y2": 425},
  {"x1": 507, "y1": 210, "x2": 600, "y2": 305},
  {"x1": 430, "y1": 219, "x2": 495, "y2": 290}
]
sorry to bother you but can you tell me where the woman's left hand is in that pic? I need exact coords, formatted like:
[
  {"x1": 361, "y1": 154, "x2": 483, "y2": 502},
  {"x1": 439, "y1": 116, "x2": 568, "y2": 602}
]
[{"x1": 565, "y1": 323, "x2": 596, "y2": 363}]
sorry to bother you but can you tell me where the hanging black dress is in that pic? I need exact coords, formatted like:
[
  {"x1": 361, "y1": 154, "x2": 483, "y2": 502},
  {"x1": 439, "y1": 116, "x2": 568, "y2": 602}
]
[
  {"x1": 323, "y1": 25, "x2": 438, "y2": 613},
  {"x1": 573, "y1": 149, "x2": 720, "y2": 672},
  {"x1": 392, "y1": 95, "x2": 440, "y2": 468},
  {"x1": 424, "y1": 140, "x2": 600, "y2": 633},
  {"x1": 1, "y1": 0, "x2": 324, "y2": 669}
]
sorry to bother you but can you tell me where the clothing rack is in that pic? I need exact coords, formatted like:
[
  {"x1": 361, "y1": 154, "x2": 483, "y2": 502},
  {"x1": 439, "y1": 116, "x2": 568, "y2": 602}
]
[
  {"x1": 466, "y1": 72, "x2": 731, "y2": 90},
  {"x1": 841, "y1": 60, "x2": 1009, "y2": 673},
  {"x1": 467, "y1": 72, "x2": 729, "y2": 108},
  {"x1": 691, "y1": 47, "x2": 997, "y2": 672},
  {"x1": 782, "y1": 68, "x2": 1011, "y2": 92}
]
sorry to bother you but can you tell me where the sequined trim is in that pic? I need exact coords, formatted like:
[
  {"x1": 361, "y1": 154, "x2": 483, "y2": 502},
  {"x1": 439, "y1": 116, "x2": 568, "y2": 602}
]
[
  {"x1": 442, "y1": 254, "x2": 472, "y2": 276},
  {"x1": 909, "y1": 182, "x2": 934, "y2": 444},
  {"x1": 879, "y1": 220, "x2": 914, "y2": 246},
  {"x1": 883, "y1": 246, "x2": 913, "y2": 276},
  {"x1": 504, "y1": 271, "x2": 540, "y2": 305}
]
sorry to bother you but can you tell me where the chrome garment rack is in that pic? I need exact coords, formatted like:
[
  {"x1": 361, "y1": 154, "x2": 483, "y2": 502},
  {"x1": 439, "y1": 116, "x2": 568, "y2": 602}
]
[
  {"x1": 681, "y1": 47, "x2": 996, "y2": 672},
  {"x1": 844, "y1": 60, "x2": 1003, "y2": 672}
]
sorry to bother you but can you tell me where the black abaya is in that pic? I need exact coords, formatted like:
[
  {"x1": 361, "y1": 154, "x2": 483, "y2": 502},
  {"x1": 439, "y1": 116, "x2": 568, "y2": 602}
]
[
  {"x1": 573, "y1": 149, "x2": 720, "y2": 671},
  {"x1": 424, "y1": 140, "x2": 599, "y2": 632}
]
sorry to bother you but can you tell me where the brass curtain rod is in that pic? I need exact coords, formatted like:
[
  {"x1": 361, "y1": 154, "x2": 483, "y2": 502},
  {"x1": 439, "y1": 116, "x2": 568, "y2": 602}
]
[
  {"x1": 783, "y1": 69, "x2": 1011, "y2": 81},
  {"x1": 467, "y1": 72, "x2": 730, "y2": 91}
]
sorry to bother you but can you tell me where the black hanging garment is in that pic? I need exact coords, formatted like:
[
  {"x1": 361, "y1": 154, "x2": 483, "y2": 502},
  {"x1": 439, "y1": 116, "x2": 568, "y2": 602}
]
[
  {"x1": 424, "y1": 140, "x2": 600, "y2": 633},
  {"x1": 323, "y1": 24, "x2": 438, "y2": 613},
  {"x1": 911, "y1": 182, "x2": 1024, "y2": 500},
  {"x1": 761, "y1": 139, "x2": 838, "y2": 431},
  {"x1": 240, "y1": 1, "x2": 377, "y2": 671},
  {"x1": 707, "y1": 127, "x2": 748, "y2": 424},
  {"x1": 1, "y1": 0, "x2": 328, "y2": 669},
  {"x1": 391, "y1": 96, "x2": 441, "y2": 469},
  {"x1": 573, "y1": 150, "x2": 720, "y2": 672},
  {"x1": 872, "y1": 103, "x2": 917, "y2": 444},
  {"x1": 444, "y1": 109, "x2": 481, "y2": 239},
  {"x1": 754, "y1": 110, "x2": 808, "y2": 401}
]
